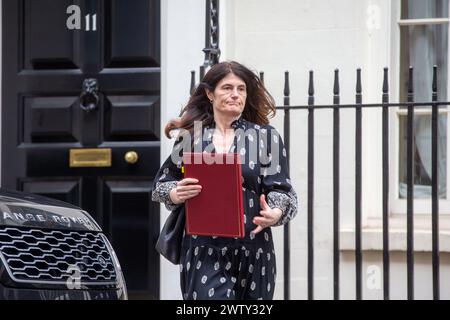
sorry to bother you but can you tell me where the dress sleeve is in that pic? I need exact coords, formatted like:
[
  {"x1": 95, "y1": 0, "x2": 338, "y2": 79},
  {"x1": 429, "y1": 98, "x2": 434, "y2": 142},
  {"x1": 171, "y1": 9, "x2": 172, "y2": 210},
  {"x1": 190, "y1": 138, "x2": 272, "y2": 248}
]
[
  {"x1": 151, "y1": 139, "x2": 184, "y2": 211},
  {"x1": 260, "y1": 126, "x2": 298, "y2": 226}
]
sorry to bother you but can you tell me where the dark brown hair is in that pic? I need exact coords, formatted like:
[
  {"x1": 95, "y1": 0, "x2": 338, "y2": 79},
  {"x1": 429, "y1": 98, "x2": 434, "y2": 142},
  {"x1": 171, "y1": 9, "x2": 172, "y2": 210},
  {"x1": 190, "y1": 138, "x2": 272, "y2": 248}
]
[{"x1": 164, "y1": 61, "x2": 276, "y2": 138}]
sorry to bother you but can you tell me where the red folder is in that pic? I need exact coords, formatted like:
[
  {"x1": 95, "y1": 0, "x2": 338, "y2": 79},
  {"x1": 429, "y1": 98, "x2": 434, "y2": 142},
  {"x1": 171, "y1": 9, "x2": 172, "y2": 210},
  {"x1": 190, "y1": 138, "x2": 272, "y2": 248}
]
[{"x1": 182, "y1": 152, "x2": 245, "y2": 238}]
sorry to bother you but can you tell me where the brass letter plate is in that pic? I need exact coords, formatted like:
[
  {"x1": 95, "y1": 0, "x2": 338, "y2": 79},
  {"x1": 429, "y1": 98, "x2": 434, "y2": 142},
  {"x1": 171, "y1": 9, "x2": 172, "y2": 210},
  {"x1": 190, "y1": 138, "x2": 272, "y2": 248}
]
[{"x1": 70, "y1": 148, "x2": 112, "y2": 167}]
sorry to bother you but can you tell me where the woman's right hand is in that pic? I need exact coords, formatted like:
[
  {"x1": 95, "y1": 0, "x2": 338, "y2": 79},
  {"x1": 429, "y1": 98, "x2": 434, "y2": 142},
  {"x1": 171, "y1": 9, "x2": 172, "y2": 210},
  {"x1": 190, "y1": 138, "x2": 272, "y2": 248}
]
[{"x1": 169, "y1": 178, "x2": 202, "y2": 204}]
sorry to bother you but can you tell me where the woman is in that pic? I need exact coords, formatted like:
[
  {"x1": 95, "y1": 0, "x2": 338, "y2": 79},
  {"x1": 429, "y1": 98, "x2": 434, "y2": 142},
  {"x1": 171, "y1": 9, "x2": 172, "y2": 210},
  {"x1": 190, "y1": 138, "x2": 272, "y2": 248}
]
[{"x1": 152, "y1": 61, "x2": 298, "y2": 300}]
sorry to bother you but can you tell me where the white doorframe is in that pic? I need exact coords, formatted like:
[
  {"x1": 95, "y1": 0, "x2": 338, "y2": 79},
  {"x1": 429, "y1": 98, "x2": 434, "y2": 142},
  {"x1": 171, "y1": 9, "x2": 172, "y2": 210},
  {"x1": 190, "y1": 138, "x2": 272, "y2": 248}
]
[{"x1": 160, "y1": 0, "x2": 205, "y2": 300}]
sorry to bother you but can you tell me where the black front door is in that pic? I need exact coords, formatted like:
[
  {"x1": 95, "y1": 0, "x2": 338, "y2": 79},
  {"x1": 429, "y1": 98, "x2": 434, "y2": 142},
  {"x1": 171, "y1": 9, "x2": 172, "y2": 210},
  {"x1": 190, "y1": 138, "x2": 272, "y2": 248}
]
[{"x1": 2, "y1": 0, "x2": 161, "y2": 299}]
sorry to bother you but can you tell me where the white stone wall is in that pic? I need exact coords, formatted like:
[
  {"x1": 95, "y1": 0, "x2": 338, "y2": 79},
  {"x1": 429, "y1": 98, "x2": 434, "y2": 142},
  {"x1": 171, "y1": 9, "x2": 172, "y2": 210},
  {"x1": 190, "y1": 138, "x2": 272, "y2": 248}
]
[
  {"x1": 161, "y1": 0, "x2": 450, "y2": 300},
  {"x1": 220, "y1": 0, "x2": 450, "y2": 300},
  {"x1": 223, "y1": 0, "x2": 373, "y2": 300}
]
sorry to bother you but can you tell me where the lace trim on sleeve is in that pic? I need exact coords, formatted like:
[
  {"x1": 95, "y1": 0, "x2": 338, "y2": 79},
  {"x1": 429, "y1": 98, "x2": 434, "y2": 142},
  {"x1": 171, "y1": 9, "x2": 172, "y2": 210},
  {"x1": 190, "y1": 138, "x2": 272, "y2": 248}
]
[
  {"x1": 151, "y1": 181, "x2": 180, "y2": 211},
  {"x1": 267, "y1": 188, "x2": 298, "y2": 226}
]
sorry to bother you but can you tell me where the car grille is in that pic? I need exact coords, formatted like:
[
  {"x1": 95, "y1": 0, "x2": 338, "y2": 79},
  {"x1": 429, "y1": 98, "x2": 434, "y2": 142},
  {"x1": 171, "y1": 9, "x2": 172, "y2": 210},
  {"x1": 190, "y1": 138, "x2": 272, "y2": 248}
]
[{"x1": 0, "y1": 227, "x2": 117, "y2": 284}]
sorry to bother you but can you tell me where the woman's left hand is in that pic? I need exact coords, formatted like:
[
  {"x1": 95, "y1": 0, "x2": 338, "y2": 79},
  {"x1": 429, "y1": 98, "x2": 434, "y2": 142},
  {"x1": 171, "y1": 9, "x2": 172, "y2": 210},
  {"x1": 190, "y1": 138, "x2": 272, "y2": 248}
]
[{"x1": 251, "y1": 194, "x2": 283, "y2": 234}]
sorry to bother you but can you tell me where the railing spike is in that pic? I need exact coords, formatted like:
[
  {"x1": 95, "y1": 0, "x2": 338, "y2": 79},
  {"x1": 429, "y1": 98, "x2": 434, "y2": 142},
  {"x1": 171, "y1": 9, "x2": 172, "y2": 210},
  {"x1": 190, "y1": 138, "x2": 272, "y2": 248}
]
[
  {"x1": 308, "y1": 70, "x2": 314, "y2": 96},
  {"x1": 190, "y1": 70, "x2": 196, "y2": 95},
  {"x1": 334, "y1": 69, "x2": 340, "y2": 95},
  {"x1": 356, "y1": 68, "x2": 362, "y2": 94},
  {"x1": 383, "y1": 67, "x2": 389, "y2": 94},
  {"x1": 432, "y1": 65, "x2": 437, "y2": 93},
  {"x1": 284, "y1": 71, "x2": 290, "y2": 97},
  {"x1": 408, "y1": 66, "x2": 414, "y2": 94}
]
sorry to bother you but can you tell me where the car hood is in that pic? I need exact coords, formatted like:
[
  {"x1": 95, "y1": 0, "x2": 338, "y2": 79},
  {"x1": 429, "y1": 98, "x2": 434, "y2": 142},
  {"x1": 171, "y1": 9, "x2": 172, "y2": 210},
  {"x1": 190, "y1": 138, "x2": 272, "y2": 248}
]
[{"x1": 0, "y1": 188, "x2": 101, "y2": 232}]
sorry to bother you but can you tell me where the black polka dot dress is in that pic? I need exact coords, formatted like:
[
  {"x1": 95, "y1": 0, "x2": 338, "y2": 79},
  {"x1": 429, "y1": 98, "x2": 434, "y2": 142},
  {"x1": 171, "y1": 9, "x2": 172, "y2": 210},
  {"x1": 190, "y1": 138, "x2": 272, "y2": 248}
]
[{"x1": 152, "y1": 116, "x2": 298, "y2": 300}]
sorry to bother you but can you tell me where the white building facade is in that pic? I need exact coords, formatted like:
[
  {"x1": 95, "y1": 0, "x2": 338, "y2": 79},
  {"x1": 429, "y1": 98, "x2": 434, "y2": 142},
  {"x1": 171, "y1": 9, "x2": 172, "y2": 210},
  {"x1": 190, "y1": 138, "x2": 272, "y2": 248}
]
[{"x1": 161, "y1": 0, "x2": 450, "y2": 300}]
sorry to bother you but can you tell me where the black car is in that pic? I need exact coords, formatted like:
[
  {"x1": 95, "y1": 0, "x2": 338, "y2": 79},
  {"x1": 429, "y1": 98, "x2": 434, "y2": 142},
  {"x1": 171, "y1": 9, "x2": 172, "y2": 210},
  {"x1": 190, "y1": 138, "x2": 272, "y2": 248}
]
[{"x1": 0, "y1": 188, "x2": 127, "y2": 300}]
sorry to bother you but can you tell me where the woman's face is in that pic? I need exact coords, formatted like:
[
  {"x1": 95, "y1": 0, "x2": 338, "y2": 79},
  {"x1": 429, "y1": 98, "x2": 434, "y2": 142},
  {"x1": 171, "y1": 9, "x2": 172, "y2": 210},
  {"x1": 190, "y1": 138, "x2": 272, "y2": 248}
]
[{"x1": 207, "y1": 72, "x2": 247, "y2": 117}]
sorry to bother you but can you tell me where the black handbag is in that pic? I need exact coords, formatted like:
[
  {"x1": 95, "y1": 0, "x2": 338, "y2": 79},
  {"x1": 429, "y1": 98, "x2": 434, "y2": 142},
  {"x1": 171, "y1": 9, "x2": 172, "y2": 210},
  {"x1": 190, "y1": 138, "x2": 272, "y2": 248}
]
[{"x1": 155, "y1": 205, "x2": 185, "y2": 265}]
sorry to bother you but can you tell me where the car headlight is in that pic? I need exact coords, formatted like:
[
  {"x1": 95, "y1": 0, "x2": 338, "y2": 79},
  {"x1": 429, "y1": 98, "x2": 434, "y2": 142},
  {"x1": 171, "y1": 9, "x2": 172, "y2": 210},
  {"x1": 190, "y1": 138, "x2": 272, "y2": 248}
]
[{"x1": 101, "y1": 234, "x2": 128, "y2": 300}]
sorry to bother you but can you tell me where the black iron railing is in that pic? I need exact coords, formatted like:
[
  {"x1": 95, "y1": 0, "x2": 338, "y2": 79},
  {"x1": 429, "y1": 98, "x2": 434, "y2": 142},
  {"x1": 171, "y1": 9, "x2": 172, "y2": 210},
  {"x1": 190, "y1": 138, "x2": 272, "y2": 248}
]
[
  {"x1": 272, "y1": 66, "x2": 446, "y2": 300},
  {"x1": 189, "y1": 65, "x2": 447, "y2": 300},
  {"x1": 193, "y1": 0, "x2": 447, "y2": 301}
]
